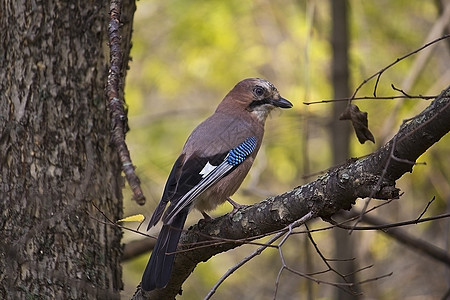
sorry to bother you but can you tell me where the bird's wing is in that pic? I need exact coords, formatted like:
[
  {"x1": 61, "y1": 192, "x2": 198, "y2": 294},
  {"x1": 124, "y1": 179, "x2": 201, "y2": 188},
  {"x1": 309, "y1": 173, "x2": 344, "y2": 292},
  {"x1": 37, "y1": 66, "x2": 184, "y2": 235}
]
[
  {"x1": 146, "y1": 149, "x2": 227, "y2": 229},
  {"x1": 163, "y1": 136, "x2": 258, "y2": 225},
  {"x1": 147, "y1": 154, "x2": 186, "y2": 229}
]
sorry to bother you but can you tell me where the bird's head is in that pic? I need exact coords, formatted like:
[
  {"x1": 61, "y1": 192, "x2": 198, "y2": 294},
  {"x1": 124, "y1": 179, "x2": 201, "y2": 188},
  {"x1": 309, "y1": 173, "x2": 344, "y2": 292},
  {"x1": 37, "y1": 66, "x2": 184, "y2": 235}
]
[{"x1": 218, "y1": 78, "x2": 293, "y2": 122}]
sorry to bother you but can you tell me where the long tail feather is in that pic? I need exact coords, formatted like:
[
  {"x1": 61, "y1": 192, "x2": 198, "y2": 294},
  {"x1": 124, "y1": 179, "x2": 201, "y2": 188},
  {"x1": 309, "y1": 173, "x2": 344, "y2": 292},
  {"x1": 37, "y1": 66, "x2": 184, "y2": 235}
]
[{"x1": 141, "y1": 210, "x2": 189, "y2": 291}]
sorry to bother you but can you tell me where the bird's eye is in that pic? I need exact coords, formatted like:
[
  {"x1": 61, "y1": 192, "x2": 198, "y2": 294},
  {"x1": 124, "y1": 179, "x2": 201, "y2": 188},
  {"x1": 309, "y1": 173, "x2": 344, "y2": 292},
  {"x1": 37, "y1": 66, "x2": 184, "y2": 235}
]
[{"x1": 253, "y1": 86, "x2": 265, "y2": 97}]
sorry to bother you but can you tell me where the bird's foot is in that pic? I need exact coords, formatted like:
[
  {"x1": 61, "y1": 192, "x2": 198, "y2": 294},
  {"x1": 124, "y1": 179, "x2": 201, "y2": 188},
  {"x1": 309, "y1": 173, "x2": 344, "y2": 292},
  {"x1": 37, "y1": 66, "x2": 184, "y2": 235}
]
[
  {"x1": 201, "y1": 211, "x2": 212, "y2": 220},
  {"x1": 227, "y1": 197, "x2": 247, "y2": 216}
]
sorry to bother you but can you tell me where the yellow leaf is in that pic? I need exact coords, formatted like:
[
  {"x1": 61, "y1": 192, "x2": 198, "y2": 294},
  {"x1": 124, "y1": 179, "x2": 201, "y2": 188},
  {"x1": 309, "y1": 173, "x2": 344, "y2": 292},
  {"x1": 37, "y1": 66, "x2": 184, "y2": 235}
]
[{"x1": 118, "y1": 214, "x2": 145, "y2": 223}]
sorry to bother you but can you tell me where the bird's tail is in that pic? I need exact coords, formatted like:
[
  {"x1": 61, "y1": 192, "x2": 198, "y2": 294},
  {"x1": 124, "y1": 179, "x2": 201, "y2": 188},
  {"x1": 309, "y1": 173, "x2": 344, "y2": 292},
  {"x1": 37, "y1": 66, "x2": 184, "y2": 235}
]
[{"x1": 141, "y1": 210, "x2": 189, "y2": 291}]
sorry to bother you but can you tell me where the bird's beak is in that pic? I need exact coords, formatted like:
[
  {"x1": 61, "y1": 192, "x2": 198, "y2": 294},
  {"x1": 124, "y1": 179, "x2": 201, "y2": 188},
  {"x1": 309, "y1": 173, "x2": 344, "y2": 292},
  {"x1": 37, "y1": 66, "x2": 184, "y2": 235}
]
[{"x1": 273, "y1": 97, "x2": 293, "y2": 109}]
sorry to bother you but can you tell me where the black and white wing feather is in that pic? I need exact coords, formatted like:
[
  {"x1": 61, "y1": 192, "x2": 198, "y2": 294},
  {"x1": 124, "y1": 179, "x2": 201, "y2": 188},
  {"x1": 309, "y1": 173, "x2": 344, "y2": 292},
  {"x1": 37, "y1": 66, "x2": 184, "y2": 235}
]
[{"x1": 163, "y1": 136, "x2": 258, "y2": 224}]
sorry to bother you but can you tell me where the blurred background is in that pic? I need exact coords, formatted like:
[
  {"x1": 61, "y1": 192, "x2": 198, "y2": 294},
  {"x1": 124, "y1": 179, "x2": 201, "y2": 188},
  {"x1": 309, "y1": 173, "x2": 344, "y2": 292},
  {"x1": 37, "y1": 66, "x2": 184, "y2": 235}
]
[{"x1": 121, "y1": 0, "x2": 450, "y2": 299}]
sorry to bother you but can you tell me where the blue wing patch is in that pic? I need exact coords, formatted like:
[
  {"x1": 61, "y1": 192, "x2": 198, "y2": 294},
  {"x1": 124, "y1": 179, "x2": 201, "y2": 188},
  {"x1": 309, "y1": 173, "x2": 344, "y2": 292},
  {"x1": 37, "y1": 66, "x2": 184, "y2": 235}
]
[{"x1": 227, "y1": 136, "x2": 258, "y2": 166}]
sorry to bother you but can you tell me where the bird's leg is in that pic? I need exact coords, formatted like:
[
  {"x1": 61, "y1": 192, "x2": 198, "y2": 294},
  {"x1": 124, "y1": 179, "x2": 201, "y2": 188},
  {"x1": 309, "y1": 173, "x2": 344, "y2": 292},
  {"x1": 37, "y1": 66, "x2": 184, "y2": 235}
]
[
  {"x1": 227, "y1": 197, "x2": 246, "y2": 215},
  {"x1": 201, "y1": 211, "x2": 212, "y2": 220}
]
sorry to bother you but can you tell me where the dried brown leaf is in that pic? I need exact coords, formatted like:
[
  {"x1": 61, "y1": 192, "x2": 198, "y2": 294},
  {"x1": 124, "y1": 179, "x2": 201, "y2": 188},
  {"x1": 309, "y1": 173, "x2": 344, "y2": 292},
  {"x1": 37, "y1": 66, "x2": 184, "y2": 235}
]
[{"x1": 339, "y1": 104, "x2": 375, "y2": 144}]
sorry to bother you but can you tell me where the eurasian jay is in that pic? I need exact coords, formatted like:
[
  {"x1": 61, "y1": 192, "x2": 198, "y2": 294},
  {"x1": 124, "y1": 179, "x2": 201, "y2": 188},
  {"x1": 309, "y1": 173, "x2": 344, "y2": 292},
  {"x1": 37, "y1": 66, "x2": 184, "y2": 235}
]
[{"x1": 141, "y1": 78, "x2": 293, "y2": 291}]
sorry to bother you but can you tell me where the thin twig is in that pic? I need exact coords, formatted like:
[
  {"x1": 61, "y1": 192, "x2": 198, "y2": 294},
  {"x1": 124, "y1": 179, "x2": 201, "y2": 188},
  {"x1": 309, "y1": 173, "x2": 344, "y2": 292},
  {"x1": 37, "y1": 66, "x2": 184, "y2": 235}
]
[
  {"x1": 416, "y1": 196, "x2": 435, "y2": 221},
  {"x1": 89, "y1": 202, "x2": 155, "y2": 238},
  {"x1": 329, "y1": 211, "x2": 450, "y2": 231},
  {"x1": 204, "y1": 231, "x2": 284, "y2": 300},
  {"x1": 205, "y1": 212, "x2": 314, "y2": 300},
  {"x1": 303, "y1": 94, "x2": 436, "y2": 105},
  {"x1": 391, "y1": 84, "x2": 416, "y2": 98},
  {"x1": 349, "y1": 34, "x2": 450, "y2": 100},
  {"x1": 305, "y1": 224, "x2": 351, "y2": 282}
]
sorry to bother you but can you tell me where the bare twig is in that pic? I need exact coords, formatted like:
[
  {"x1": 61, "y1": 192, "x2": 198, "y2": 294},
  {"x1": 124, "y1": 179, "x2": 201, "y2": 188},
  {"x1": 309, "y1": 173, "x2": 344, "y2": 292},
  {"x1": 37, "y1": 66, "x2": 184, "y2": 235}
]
[
  {"x1": 89, "y1": 202, "x2": 153, "y2": 238},
  {"x1": 273, "y1": 223, "x2": 391, "y2": 299},
  {"x1": 343, "y1": 209, "x2": 450, "y2": 267},
  {"x1": 391, "y1": 84, "x2": 418, "y2": 98},
  {"x1": 305, "y1": 224, "x2": 352, "y2": 283},
  {"x1": 206, "y1": 212, "x2": 315, "y2": 300},
  {"x1": 416, "y1": 196, "x2": 436, "y2": 221},
  {"x1": 274, "y1": 215, "x2": 357, "y2": 298},
  {"x1": 349, "y1": 34, "x2": 450, "y2": 99},
  {"x1": 303, "y1": 94, "x2": 436, "y2": 105},
  {"x1": 204, "y1": 231, "x2": 284, "y2": 300},
  {"x1": 330, "y1": 212, "x2": 450, "y2": 232}
]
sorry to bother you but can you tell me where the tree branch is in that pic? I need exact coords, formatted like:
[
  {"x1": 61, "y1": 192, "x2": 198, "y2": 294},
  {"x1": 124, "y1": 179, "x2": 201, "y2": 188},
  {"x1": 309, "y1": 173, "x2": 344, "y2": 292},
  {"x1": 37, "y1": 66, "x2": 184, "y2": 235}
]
[
  {"x1": 133, "y1": 86, "x2": 450, "y2": 299},
  {"x1": 344, "y1": 210, "x2": 450, "y2": 266},
  {"x1": 107, "y1": 0, "x2": 145, "y2": 205},
  {"x1": 122, "y1": 239, "x2": 156, "y2": 262}
]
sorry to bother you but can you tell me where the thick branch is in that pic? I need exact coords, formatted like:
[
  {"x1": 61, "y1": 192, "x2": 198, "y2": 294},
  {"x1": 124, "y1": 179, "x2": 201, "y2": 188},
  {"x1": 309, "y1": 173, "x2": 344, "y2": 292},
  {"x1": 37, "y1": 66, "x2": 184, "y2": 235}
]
[
  {"x1": 122, "y1": 239, "x2": 156, "y2": 262},
  {"x1": 134, "y1": 86, "x2": 450, "y2": 299}
]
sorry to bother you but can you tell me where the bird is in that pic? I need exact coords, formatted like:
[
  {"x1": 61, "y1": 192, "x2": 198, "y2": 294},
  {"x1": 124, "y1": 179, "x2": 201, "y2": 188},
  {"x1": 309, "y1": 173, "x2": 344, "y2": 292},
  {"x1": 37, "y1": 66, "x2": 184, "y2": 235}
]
[{"x1": 141, "y1": 78, "x2": 293, "y2": 291}]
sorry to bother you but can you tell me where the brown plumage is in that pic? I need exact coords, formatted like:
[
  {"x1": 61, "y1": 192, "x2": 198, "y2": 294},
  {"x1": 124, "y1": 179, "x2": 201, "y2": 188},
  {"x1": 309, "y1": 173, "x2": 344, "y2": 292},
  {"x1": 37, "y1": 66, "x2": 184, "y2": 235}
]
[{"x1": 141, "y1": 78, "x2": 292, "y2": 291}]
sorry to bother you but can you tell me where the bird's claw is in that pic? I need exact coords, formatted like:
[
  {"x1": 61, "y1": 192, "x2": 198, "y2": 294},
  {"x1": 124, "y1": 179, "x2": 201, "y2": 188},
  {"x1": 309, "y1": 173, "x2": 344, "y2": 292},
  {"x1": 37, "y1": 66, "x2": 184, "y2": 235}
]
[
  {"x1": 201, "y1": 211, "x2": 212, "y2": 220},
  {"x1": 227, "y1": 197, "x2": 248, "y2": 217}
]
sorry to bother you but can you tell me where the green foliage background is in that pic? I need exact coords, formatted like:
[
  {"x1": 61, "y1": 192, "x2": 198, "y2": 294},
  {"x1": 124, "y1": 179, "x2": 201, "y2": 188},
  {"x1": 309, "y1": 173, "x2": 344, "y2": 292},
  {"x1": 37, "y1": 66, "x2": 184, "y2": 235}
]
[{"x1": 121, "y1": 0, "x2": 450, "y2": 299}]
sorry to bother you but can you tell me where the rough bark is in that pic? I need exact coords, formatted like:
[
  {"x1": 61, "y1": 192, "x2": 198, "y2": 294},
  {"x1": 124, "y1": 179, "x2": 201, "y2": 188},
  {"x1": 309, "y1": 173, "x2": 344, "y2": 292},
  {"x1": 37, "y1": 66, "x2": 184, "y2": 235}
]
[
  {"x1": 134, "y1": 86, "x2": 450, "y2": 299},
  {"x1": 0, "y1": 0, "x2": 135, "y2": 299}
]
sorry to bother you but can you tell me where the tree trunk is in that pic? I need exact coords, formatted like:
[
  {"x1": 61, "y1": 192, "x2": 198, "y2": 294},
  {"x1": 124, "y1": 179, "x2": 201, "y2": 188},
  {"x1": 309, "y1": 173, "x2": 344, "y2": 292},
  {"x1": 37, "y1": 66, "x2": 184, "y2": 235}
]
[
  {"x1": 330, "y1": 0, "x2": 360, "y2": 299},
  {"x1": 0, "y1": 1, "x2": 134, "y2": 298}
]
